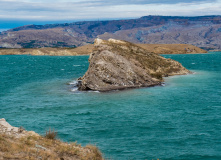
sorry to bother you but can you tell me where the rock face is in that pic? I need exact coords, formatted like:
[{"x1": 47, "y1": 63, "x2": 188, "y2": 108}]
[
  {"x1": 0, "y1": 118, "x2": 38, "y2": 138},
  {"x1": 78, "y1": 38, "x2": 191, "y2": 91}
]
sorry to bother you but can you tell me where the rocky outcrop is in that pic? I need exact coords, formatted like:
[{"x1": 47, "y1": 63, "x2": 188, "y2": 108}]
[
  {"x1": 78, "y1": 38, "x2": 191, "y2": 91},
  {"x1": 0, "y1": 118, "x2": 38, "y2": 138},
  {"x1": 0, "y1": 118, "x2": 103, "y2": 160}
]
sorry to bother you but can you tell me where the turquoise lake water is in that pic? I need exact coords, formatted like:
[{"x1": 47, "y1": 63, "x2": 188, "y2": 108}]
[{"x1": 0, "y1": 53, "x2": 220, "y2": 160}]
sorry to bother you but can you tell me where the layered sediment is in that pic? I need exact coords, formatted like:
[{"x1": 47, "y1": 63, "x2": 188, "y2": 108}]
[{"x1": 78, "y1": 38, "x2": 191, "y2": 91}]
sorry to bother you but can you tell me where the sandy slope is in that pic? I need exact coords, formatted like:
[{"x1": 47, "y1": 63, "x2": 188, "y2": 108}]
[{"x1": 0, "y1": 43, "x2": 206, "y2": 56}]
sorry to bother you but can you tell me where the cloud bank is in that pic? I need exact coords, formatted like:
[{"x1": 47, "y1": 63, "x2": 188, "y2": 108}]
[{"x1": 0, "y1": 0, "x2": 220, "y2": 21}]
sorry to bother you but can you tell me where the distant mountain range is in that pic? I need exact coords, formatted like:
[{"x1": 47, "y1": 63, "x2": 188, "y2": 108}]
[{"x1": 1, "y1": 15, "x2": 221, "y2": 50}]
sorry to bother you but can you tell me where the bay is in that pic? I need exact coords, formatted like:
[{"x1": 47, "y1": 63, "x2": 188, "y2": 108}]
[{"x1": 0, "y1": 52, "x2": 220, "y2": 160}]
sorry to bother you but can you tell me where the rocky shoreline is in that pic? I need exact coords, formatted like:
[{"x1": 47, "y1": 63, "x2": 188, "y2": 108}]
[
  {"x1": 78, "y1": 39, "x2": 191, "y2": 92},
  {"x1": 0, "y1": 118, "x2": 103, "y2": 160}
]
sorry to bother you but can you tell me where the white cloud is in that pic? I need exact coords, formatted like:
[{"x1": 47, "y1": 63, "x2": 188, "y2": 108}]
[{"x1": 0, "y1": 0, "x2": 220, "y2": 21}]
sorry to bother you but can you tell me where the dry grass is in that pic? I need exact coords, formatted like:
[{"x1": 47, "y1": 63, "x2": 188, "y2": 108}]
[
  {"x1": 44, "y1": 128, "x2": 57, "y2": 140},
  {"x1": 150, "y1": 72, "x2": 163, "y2": 80},
  {"x1": 71, "y1": 44, "x2": 94, "y2": 55},
  {"x1": 85, "y1": 144, "x2": 103, "y2": 160},
  {"x1": 0, "y1": 133, "x2": 103, "y2": 160},
  {"x1": 0, "y1": 42, "x2": 206, "y2": 56},
  {"x1": 102, "y1": 40, "x2": 182, "y2": 80},
  {"x1": 137, "y1": 44, "x2": 207, "y2": 54}
]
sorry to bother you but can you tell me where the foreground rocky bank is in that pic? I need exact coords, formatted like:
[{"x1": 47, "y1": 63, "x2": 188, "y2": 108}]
[
  {"x1": 78, "y1": 39, "x2": 191, "y2": 92},
  {"x1": 0, "y1": 118, "x2": 103, "y2": 160}
]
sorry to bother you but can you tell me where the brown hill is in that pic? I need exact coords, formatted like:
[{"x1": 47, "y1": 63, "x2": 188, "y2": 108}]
[
  {"x1": 0, "y1": 43, "x2": 206, "y2": 56},
  {"x1": 1, "y1": 15, "x2": 221, "y2": 50}
]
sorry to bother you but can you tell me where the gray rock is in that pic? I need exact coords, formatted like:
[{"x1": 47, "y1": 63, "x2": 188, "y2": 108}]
[
  {"x1": 0, "y1": 118, "x2": 39, "y2": 138},
  {"x1": 78, "y1": 38, "x2": 191, "y2": 91}
]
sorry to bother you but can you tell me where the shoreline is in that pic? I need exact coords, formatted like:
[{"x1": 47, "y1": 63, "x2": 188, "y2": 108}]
[
  {"x1": 0, "y1": 118, "x2": 103, "y2": 160},
  {"x1": 0, "y1": 43, "x2": 207, "y2": 56}
]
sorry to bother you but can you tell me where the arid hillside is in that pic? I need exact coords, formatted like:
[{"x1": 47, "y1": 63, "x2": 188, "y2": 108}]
[
  {"x1": 0, "y1": 118, "x2": 103, "y2": 160},
  {"x1": 0, "y1": 43, "x2": 206, "y2": 56},
  {"x1": 0, "y1": 15, "x2": 221, "y2": 50},
  {"x1": 137, "y1": 44, "x2": 207, "y2": 54}
]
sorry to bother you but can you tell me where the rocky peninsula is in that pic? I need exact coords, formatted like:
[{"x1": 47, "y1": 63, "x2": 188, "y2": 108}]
[
  {"x1": 0, "y1": 118, "x2": 103, "y2": 160},
  {"x1": 78, "y1": 38, "x2": 191, "y2": 92}
]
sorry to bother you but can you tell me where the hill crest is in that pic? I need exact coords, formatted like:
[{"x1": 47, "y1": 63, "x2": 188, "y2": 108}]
[{"x1": 1, "y1": 15, "x2": 221, "y2": 50}]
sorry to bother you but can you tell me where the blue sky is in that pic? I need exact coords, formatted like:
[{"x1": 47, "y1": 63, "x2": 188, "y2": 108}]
[{"x1": 0, "y1": 0, "x2": 221, "y2": 30}]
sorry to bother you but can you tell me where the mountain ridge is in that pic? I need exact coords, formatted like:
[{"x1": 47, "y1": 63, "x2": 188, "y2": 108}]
[{"x1": 1, "y1": 15, "x2": 221, "y2": 50}]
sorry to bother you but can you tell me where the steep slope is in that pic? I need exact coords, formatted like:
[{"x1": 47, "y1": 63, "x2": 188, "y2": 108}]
[
  {"x1": 78, "y1": 39, "x2": 191, "y2": 91},
  {"x1": 1, "y1": 15, "x2": 221, "y2": 50}
]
